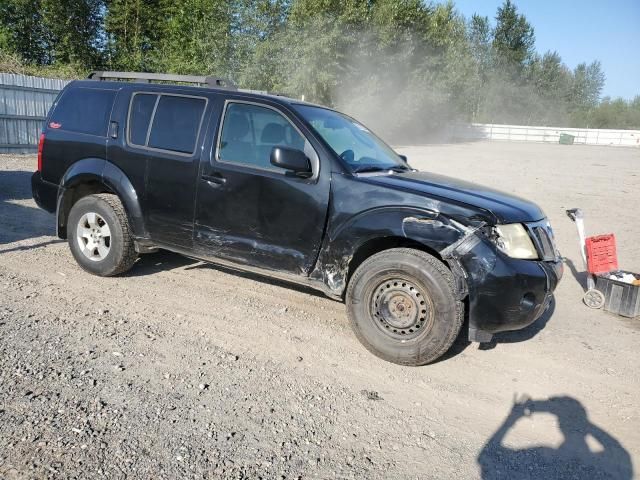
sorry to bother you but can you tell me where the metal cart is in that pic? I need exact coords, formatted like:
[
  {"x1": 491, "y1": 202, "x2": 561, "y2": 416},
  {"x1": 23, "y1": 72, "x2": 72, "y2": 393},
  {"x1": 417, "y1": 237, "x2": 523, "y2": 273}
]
[{"x1": 566, "y1": 208, "x2": 606, "y2": 309}]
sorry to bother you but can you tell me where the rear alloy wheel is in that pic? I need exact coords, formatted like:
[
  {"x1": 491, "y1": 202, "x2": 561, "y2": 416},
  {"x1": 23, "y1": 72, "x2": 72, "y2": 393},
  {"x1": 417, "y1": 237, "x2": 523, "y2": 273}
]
[
  {"x1": 76, "y1": 212, "x2": 112, "y2": 261},
  {"x1": 346, "y1": 248, "x2": 463, "y2": 366},
  {"x1": 67, "y1": 194, "x2": 138, "y2": 276}
]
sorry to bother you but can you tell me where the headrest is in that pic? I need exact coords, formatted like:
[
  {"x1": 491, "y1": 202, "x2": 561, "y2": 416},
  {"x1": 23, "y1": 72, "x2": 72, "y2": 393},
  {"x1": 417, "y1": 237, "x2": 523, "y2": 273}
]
[
  {"x1": 225, "y1": 112, "x2": 249, "y2": 140},
  {"x1": 261, "y1": 123, "x2": 285, "y2": 144}
]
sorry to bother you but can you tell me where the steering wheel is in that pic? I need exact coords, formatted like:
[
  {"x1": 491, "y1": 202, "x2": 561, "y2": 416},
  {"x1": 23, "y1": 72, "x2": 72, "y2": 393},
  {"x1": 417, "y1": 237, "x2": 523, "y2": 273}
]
[{"x1": 339, "y1": 149, "x2": 355, "y2": 163}]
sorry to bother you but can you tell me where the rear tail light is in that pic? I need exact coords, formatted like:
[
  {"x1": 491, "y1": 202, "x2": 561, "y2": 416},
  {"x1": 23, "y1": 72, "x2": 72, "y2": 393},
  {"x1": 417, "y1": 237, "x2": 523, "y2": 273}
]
[{"x1": 37, "y1": 133, "x2": 45, "y2": 172}]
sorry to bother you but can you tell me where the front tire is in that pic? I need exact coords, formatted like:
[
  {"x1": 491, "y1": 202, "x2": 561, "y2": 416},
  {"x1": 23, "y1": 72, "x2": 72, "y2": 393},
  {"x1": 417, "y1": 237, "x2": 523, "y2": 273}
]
[
  {"x1": 346, "y1": 248, "x2": 463, "y2": 366},
  {"x1": 67, "y1": 194, "x2": 138, "y2": 276}
]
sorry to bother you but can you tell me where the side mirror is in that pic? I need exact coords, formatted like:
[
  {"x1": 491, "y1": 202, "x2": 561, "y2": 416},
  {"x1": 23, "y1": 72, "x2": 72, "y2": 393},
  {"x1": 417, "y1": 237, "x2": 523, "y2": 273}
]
[
  {"x1": 270, "y1": 146, "x2": 312, "y2": 177},
  {"x1": 398, "y1": 154, "x2": 408, "y2": 162}
]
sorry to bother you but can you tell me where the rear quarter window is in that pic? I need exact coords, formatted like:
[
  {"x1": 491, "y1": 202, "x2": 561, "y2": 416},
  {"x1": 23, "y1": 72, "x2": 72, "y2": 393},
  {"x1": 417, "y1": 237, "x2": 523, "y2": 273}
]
[{"x1": 49, "y1": 87, "x2": 116, "y2": 136}]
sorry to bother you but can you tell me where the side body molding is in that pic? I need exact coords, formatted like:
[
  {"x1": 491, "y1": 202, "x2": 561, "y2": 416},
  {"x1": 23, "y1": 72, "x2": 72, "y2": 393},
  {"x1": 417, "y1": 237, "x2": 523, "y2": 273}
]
[{"x1": 56, "y1": 159, "x2": 146, "y2": 239}]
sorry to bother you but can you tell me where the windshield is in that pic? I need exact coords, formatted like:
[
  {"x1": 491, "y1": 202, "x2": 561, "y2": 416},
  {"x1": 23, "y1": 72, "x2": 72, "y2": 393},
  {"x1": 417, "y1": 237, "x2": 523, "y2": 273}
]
[{"x1": 294, "y1": 105, "x2": 408, "y2": 173}]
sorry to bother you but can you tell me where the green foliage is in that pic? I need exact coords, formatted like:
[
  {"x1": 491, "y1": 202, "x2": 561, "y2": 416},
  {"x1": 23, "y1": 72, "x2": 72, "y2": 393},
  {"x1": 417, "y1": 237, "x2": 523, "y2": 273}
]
[
  {"x1": 574, "y1": 96, "x2": 640, "y2": 129},
  {"x1": 492, "y1": 0, "x2": 534, "y2": 73},
  {"x1": 0, "y1": 0, "x2": 103, "y2": 67},
  {"x1": 0, "y1": 0, "x2": 637, "y2": 133},
  {"x1": 104, "y1": 0, "x2": 162, "y2": 70},
  {"x1": 0, "y1": 48, "x2": 87, "y2": 79},
  {"x1": 41, "y1": 0, "x2": 104, "y2": 66},
  {"x1": 0, "y1": 0, "x2": 51, "y2": 64},
  {"x1": 153, "y1": 0, "x2": 231, "y2": 75}
]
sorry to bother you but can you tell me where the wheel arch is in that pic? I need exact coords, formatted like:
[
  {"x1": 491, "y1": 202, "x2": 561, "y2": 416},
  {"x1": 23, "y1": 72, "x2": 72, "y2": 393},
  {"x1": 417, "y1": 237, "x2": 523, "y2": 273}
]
[
  {"x1": 56, "y1": 159, "x2": 146, "y2": 239},
  {"x1": 347, "y1": 235, "x2": 446, "y2": 289},
  {"x1": 311, "y1": 206, "x2": 470, "y2": 299}
]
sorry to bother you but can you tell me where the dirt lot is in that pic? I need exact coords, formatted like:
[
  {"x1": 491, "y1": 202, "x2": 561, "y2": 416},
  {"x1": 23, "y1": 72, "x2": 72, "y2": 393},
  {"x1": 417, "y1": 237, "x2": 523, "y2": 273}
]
[{"x1": 1, "y1": 142, "x2": 638, "y2": 479}]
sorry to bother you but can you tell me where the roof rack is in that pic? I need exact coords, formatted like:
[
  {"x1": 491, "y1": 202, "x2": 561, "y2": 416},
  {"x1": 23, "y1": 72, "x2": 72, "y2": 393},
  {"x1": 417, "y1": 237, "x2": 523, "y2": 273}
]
[{"x1": 87, "y1": 71, "x2": 237, "y2": 90}]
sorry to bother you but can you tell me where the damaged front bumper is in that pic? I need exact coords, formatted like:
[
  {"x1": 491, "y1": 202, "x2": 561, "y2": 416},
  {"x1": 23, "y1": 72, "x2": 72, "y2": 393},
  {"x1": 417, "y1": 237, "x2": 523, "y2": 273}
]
[
  {"x1": 444, "y1": 226, "x2": 563, "y2": 343},
  {"x1": 466, "y1": 253, "x2": 562, "y2": 342}
]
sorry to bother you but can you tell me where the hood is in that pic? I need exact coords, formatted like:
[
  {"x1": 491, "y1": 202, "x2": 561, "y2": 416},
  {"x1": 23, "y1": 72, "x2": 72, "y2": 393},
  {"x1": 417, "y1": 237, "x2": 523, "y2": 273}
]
[{"x1": 362, "y1": 170, "x2": 545, "y2": 223}]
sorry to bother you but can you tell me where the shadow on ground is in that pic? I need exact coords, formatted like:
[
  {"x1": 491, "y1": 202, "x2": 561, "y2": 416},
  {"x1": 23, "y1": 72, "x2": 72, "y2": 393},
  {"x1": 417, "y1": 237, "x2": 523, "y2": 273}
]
[
  {"x1": 0, "y1": 170, "x2": 34, "y2": 201},
  {"x1": 126, "y1": 250, "x2": 198, "y2": 276},
  {"x1": 437, "y1": 297, "x2": 556, "y2": 362},
  {"x1": 0, "y1": 170, "x2": 56, "y2": 246},
  {"x1": 478, "y1": 395, "x2": 633, "y2": 479},
  {"x1": 563, "y1": 256, "x2": 588, "y2": 292},
  {"x1": 185, "y1": 258, "x2": 328, "y2": 299},
  {"x1": 127, "y1": 250, "x2": 328, "y2": 299}
]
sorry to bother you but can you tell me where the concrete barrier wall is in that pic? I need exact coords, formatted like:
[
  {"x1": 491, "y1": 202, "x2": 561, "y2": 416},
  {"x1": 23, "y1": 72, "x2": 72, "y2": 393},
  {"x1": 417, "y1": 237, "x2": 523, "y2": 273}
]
[
  {"x1": 0, "y1": 73, "x2": 69, "y2": 153},
  {"x1": 454, "y1": 123, "x2": 640, "y2": 147}
]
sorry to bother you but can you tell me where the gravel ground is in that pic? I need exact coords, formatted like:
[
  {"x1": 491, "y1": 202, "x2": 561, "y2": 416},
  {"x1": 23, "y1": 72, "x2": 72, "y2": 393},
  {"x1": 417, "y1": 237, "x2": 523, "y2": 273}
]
[{"x1": 0, "y1": 142, "x2": 638, "y2": 479}]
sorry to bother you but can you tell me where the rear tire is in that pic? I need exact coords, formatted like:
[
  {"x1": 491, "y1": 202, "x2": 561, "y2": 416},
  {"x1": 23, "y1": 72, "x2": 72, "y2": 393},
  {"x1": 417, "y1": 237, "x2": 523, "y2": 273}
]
[
  {"x1": 67, "y1": 194, "x2": 138, "y2": 276},
  {"x1": 346, "y1": 248, "x2": 463, "y2": 366}
]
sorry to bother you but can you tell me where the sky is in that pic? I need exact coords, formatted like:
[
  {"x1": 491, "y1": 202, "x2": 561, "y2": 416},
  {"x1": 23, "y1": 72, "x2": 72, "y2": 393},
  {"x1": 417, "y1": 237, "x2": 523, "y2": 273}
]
[{"x1": 452, "y1": 0, "x2": 640, "y2": 100}]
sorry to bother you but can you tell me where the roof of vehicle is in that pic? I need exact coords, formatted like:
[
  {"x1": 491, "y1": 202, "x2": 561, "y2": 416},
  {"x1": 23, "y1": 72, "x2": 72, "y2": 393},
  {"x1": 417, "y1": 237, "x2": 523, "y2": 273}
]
[{"x1": 70, "y1": 71, "x2": 327, "y2": 111}]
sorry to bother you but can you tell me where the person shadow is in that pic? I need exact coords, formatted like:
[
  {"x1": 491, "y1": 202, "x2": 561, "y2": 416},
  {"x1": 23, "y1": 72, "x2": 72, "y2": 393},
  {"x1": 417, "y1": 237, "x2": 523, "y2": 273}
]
[{"x1": 478, "y1": 395, "x2": 633, "y2": 479}]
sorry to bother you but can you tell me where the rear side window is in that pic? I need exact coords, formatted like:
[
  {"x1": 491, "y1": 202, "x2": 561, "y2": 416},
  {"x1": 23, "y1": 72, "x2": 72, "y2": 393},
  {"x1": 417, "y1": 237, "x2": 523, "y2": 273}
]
[
  {"x1": 147, "y1": 95, "x2": 207, "y2": 154},
  {"x1": 50, "y1": 87, "x2": 115, "y2": 136},
  {"x1": 128, "y1": 93, "x2": 157, "y2": 146}
]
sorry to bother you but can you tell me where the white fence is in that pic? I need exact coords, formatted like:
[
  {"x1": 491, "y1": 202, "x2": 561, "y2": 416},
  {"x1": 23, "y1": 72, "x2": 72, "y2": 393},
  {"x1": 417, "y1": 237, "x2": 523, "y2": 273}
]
[
  {"x1": 454, "y1": 123, "x2": 640, "y2": 147},
  {"x1": 0, "y1": 73, "x2": 69, "y2": 153}
]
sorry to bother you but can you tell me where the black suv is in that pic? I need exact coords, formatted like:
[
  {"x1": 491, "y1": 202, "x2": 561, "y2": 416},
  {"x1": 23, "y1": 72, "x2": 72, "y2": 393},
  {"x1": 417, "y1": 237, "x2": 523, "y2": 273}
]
[{"x1": 32, "y1": 71, "x2": 562, "y2": 365}]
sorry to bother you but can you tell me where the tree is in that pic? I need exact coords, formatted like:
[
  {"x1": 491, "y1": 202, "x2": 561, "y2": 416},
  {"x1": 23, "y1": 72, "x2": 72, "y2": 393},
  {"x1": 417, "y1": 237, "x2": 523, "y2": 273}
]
[
  {"x1": 153, "y1": 0, "x2": 231, "y2": 76},
  {"x1": 104, "y1": 0, "x2": 162, "y2": 70},
  {"x1": 232, "y1": 0, "x2": 289, "y2": 84},
  {"x1": 492, "y1": 0, "x2": 535, "y2": 74},
  {"x1": 467, "y1": 14, "x2": 492, "y2": 120},
  {"x1": 468, "y1": 14, "x2": 491, "y2": 72},
  {"x1": 567, "y1": 61, "x2": 605, "y2": 110},
  {"x1": 1, "y1": 0, "x2": 633, "y2": 134},
  {"x1": 41, "y1": 0, "x2": 104, "y2": 67},
  {"x1": 578, "y1": 95, "x2": 640, "y2": 129},
  {"x1": 521, "y1": 50, "x2": 572, "y2": 124},
  {"x1": 0, "y1": 0, "x2": 103, "y2": 68},
  {"x1": 0, "y1": 0, "x2": 51, "y2": 64},
  {"x1": 566, "y1": 60, "x2": 605, "y2": 126}
]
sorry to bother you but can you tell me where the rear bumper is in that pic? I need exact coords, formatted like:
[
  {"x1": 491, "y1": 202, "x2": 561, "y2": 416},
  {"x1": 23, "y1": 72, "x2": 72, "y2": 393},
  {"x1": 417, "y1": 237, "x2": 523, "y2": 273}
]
[
  {"x1": 466, "y1": 249, "x2": 563, "y2": 342},
  {"x1": 31, "y1": 171, "x2": 58, "y2": 213}
]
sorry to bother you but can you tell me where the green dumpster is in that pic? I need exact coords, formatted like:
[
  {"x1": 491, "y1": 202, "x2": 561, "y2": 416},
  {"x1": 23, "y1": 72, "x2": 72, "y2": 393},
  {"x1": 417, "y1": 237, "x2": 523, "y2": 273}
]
[{"x1": 559, "y1": 133, "x2": 575, "y2": 145}]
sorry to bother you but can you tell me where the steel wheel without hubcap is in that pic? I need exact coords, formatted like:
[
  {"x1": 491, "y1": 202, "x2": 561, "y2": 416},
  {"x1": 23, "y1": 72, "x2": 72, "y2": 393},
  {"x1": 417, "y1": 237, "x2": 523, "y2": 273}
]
[
  {"x1": 371, "y1": 277, "x2": 434, "y2": 340},
  {"x1": 76, "y1": 212, "x2": 111, "y2": 261},
  {"x1": 347, "y1": 248, "x2": 463, "y2": 365}
]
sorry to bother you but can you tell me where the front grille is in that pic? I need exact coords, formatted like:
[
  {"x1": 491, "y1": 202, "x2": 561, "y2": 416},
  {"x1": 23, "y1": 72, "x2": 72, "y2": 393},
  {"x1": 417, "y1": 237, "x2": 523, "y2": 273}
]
[{"x1": 527, "y1": 220, "x2": 559, "y2": 261}]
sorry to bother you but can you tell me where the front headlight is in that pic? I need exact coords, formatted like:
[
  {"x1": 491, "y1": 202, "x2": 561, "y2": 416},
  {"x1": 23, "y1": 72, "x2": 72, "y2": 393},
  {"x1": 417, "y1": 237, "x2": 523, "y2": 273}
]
[{"x1": 493, "y1": 224, "x2": 538, "y2": 260}]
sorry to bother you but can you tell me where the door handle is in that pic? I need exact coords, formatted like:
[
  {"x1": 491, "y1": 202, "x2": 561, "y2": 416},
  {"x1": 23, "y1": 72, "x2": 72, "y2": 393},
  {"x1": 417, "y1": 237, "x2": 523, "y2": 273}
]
[
  {"x1": 109, "y1": 121, "x2": 119, "y2": 139},
  {"x1": 202, "y1": 173, "x2": 227, "y2": 185}
]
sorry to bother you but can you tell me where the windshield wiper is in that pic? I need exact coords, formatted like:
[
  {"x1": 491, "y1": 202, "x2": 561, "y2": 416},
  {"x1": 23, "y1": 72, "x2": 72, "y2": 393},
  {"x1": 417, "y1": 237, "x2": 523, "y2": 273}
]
[{"x1": 352, "y1": 165, "x2": 409, "y2": 174}]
